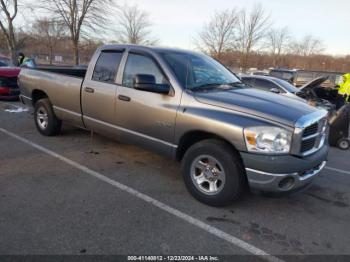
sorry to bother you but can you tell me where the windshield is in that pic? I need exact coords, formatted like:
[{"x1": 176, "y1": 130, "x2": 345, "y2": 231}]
[
  {"x1": 159, "y1": 51, "x2": 240, "y2": 90},
  {"x1": 273, "y1": 78, "x2": 300, "y2": 93}
]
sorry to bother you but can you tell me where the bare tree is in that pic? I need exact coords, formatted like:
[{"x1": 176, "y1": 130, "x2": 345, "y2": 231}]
[
  {"x1": 266, "y1": 27, "x2": 290, "y2": 67},
  {"x1": 116, "y1": 3, "x2": 158, "y2": 45},
  {"x1": 32, "y1": 18, "x2": 66, "y2": 64},
  {"x1": 287, "y1": 35, "x2": 325, "y2": 69},
  {"x1": 38, "y1": 0, "x2": 114, "y2": 65},
  {"x1": 0, "y1": 0, "x2": 18, "y2": 64},
  {"x1": 236, "y1": 4, "x2": 270, "y2": 71},
  {"x1": 289, "y1": 35, "x2": 324, "y2": 57},
  {"x1": 196, "y1": 9, "x2": 238, "y2": 59},
  {"x1": 0, "y1": 30, "x2": 7, "y2": 51}
]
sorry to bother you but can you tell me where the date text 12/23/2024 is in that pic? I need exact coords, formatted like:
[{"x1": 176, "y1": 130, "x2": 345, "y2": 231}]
[{"x1": 128, "y1": 256, "x2": 219, "y2": 261}]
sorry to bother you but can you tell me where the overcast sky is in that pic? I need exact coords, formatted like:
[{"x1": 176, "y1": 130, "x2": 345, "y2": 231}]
[{"x1": 123, "y1": 0, "x2": 349, "y2": 56}]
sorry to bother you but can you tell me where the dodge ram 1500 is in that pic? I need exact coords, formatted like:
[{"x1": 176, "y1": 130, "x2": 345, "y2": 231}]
[{"x1": 19, "y1": 45, "x2": 329, "y2": 206}]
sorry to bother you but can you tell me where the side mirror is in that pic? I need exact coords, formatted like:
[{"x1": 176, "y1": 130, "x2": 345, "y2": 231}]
[
  {"x1": 133, "y1": 74, "x2": 170, "y2": 94},
  {"x1": 270, "y1": 88, "x2": 280, "y2": 94}
]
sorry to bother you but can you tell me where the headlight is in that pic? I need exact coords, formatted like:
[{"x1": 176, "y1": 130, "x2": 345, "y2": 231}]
[{"x1": 244, "y1": 126, "x2": 292, "y2": 154}]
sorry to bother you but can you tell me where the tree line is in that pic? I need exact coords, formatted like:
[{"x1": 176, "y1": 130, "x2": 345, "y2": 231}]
[
  {"x1": 1, "y1": 0, "x2": 349, "y2": 72},
  {"x1": 0, "y1": 0, "x2": 157, "y2": 65},
  {"x1": 195, "y1": 4, "x2": 339, "y2": 71}
]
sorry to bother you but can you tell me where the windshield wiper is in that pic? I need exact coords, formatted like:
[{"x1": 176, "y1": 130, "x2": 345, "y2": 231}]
[{"x1": 190, "y1": 83, "x2": 225, "y2": 91}]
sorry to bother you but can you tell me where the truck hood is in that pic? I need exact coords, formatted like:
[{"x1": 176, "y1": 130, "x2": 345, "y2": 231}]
[{"x1": 194, "y1": 88, "x2": 317, "y2": 127}]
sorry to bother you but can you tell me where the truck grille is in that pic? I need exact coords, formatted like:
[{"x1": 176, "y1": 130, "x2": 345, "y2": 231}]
[
  {"x1": 301, "y1": 137, "x2": 316, "y2": 152},
  {"x1": 303, "y1": 123, "x2": 318, "y2": 137},
  {"x1": 300, "y1": 119, "x2": 327, "y2": 155},
  {"x1": 291, "y1": 111, "x2": 328, "y2": 157},
  {"x1": 300, "y1": 122, "x2": 319, "y2": 153}
]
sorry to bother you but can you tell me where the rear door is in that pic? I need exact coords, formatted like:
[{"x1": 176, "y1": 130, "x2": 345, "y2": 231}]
[
  {"x1": 115, "y1": 50, "x2": 181, "y2": 156},
  {"x1": 81, "y1": 50, "x2": 123, "y2": 133}
]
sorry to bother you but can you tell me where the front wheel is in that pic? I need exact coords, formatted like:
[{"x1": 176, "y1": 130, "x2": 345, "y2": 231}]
[
  {"x1": 181, "y1": 139, "x2": 245, "y2": 206},
  {"x1": 34, "y1": 98, "x2": 62, "y2": 136}
]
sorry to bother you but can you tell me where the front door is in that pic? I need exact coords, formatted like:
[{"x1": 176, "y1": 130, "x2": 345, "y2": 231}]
[{"x1": 116, "y1": 51, "x2": 181, "y2": 156}]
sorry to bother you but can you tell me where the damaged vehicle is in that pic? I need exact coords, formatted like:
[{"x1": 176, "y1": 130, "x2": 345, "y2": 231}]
[{"x1": 241, "y1": 75, "x2": 338, "y2": 111}]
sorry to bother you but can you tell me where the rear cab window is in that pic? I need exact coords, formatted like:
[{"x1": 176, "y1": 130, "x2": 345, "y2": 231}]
[{"x1": 92, "y1": 51, "x2": 123, "y2": 83}]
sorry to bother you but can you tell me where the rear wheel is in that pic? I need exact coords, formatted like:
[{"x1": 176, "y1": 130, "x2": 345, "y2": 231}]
[
  {"x1": 181, "y1": 139, "x2": 245, "y2": 206},
  {"x1": 337, "y1": 138, "x2": 350, "y2": 150},
  {"x1": 34, "y1": 98, "x2": 62, "y2": 136}
]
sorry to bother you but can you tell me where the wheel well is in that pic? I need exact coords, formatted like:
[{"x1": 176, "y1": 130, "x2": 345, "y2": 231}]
[
  {"x1": 176, "y1": 131, "x2": 239, "y2": 161},
  {"x1": 32, "y1": 90, "x2": 48, "y2": 106},
  {"x1": 176, "y1": 131, "x2": 248, "y2": 189}
]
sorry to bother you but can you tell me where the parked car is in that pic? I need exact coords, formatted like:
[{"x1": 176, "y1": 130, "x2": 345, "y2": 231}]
[
  {"x1": 241, "y1": 75, "x2": 303, "y2": 99},
  {"x1": 0, "y1": 67, "x2": 21, "y2": 100},
  {"x1": 241, "y1": 75, "x2": 336, "y2": 111},
  {"x1": 18, "y1": 45, "x2": 329, "y2": 206}
]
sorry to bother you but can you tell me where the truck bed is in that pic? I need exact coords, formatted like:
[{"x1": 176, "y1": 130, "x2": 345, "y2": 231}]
[{"x1": 19, "y1": 67, "x2": 85, "y2": 126}]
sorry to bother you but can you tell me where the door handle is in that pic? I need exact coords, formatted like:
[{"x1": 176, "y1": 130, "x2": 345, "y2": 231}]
[
  {"x1": 84, "y1": 87, "x2": 95, "y2": 93},
  {"x1": 118, "y1": 95, "x2": 131, "y2": 102}
]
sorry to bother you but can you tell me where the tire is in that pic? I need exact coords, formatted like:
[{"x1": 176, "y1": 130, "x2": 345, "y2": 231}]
[
  {"x1": 181, "y1": 139, "x2": 245, "y2": 207},
  {"x1": 34, "y1": 98, "x2": 62, "y2": 136},
  {"x1": 337, "y1": 138, "x2": 350, "y2": 150}
]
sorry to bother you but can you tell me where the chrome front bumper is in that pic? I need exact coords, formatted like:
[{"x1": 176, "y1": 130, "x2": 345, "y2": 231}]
[{"x1": 246, "y1": 161, "x2": 327, "y2": 192}]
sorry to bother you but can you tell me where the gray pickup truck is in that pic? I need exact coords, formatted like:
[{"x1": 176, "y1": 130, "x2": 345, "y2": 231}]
[{"x1": 18, "y1": 44, "x2": 329, "y2": 206}]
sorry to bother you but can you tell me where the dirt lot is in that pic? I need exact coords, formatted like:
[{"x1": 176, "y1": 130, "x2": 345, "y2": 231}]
[{"x1": 0, "y1": 101, "x2": 349, "y2": 261}]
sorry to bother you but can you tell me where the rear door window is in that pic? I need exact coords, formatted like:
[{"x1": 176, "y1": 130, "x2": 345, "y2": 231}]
[{"x1": 92, "y1": 51, "x2": 123, "y2": 83}]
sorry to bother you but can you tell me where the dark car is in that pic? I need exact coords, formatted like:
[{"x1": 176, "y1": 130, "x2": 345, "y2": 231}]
[
  {"x1": 241, "y1": 75, "x2": 303, "y2": 99},
  {"x1": 0, "y1": 67, "x2": 21, "y2": 100}
]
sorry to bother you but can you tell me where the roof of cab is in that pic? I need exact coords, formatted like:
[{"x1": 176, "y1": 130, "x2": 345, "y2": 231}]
[{"x1": 100, "y1": 44, "x2": 200, "y2": 55}]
